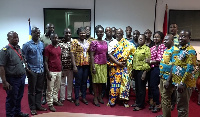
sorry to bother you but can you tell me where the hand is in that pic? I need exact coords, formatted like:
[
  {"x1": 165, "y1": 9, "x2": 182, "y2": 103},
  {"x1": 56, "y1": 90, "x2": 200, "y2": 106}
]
[
  {"x1": 164, "y1": 81, "x2": 169, "y2": 89},
  {"x1": 47, "y1": 72, "x2": 52, "y2": 81},
  {"x1": 73, "y1": 66, "x2": 78, "y2": 73},
  {"x1": 177, "y1": 84, "x2": 185, "y2": 93},
  {"x1": 92, "y1": 69, "x2": 96, "y2": 74},
  {"x1": 141, "y1": 71, "x2": 146, "y2": 80},
  {"x1": 2, "y1": 81, "x2": 11, "y2": 91},
  {"x1": 146, "y1": 58, "x2": 151, "y2": 64},
  {"x1": 117, "y1": 61, "x2": 126, "y2": 68}
]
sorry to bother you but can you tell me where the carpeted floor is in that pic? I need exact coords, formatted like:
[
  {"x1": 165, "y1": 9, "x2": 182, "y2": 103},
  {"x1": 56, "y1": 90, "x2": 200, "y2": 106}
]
[{"x1": 0, "y1": 84, "x2": 200, "y2": 117}]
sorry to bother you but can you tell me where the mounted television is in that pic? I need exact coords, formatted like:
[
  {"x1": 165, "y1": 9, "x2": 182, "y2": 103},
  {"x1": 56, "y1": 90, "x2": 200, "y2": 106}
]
[
  {"x1": 169, "y1": 10, "x2": 200, "y2": 41},
  {"x1": 44, "y1": 8, "x2": 91, "y2": 38}
]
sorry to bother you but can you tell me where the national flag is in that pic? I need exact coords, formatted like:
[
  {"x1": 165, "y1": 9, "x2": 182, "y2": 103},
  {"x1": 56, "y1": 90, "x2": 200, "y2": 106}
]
[
  {"x1": 28, "y1": 18, "x2": 32, "y2": 40},
  {"x1": 163, "y1": 4, "x2": 168, "y2": 36}
]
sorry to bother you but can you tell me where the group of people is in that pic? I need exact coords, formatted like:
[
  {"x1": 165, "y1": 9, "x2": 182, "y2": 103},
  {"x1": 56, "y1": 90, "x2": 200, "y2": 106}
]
[{"x1": 0, "y1": 23, "x2": 198, "y2": 117}]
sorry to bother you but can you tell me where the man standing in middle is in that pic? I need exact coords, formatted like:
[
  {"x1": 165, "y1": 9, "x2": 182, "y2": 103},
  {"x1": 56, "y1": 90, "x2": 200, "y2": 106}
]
[
  {"x1": 58, "y1": 28, "x2": 74, "y2": 103},
  {"x1": 22, "y1": 27, "x2": 47, "y2": 115}
]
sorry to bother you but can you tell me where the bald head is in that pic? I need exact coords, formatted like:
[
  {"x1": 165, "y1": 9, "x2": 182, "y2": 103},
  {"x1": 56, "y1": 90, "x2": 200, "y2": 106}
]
[
  {"x1": 46, "y1": 23, "x2": 54, "y2": 36},
  {"x1": 64, "y1": 28, "x2": 71, "y2": 41},
  {"x1": 116, "y1": 28, "x2": 124, "y2": 41},
  {"x1": 7, "y1": 31, "x2": 19, "y2": 46},
  {"x1": 163, "y1": 34, "x2": 174, "y2": 48}
]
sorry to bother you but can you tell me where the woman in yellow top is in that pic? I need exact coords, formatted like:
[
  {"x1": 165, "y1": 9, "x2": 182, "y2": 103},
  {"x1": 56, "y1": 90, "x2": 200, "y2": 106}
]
[{"x1": 71, "y1": 27, "x2": 90, "y2": 106}]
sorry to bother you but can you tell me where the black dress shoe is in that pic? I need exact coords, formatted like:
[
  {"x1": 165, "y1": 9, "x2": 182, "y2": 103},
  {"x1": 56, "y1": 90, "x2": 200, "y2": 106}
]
[
  {"x1": 152, "y1": 106, "x2": 161, "y2": 113},
  {"x1": 15, "y1": 112, "x2": 29, "y2": 117},
  {"x1": 67, "y1": 99, "x2": 74, "y2": 103},
  {"x1": 30, "y1": 110, "x2": 37, "y2": 115},
  {"x1": 82, "y1": 98, "x2": 88, "y2": 105},
  {"x1": 36, "y1": 106, "x2": 47, "y2": 111},
  {"x1": 75, "y1": 99, "x2": 80, "y2": 106}
]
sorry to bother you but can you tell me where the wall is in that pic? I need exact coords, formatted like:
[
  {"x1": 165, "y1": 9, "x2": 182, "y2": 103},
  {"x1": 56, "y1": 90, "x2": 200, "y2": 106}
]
[
  {"x1": 95, "y1": 0, "x2": 155, "y2": 37},
  {"x1": 0, "y1": 0, "x2": 94, "y2": 48}
]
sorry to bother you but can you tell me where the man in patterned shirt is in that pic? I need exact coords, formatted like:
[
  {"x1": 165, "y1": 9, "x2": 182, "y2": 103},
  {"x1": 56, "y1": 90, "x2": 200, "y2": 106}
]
[
  {"x1": 157, "y1": 34, "x2": 179, "y2": 117},
  {"x1": 58, "y1": 28, "x2": 74, "y2": 103},
  {"x1": 172, "y1": 30, "x2": 197, "y2": 117}
]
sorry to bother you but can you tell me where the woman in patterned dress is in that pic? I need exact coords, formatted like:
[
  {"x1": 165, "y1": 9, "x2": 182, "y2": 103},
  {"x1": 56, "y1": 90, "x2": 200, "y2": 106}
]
[{"x1": 71, "y1": 27, "x2": 90, "y2": 106}]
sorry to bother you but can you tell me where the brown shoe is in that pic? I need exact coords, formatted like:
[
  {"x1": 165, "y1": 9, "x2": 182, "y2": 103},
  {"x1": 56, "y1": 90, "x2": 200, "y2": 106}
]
[
  {"x1": 53, "y1": 101, "x2": 64, "y2": 106},
  {"x1": 49, "y1": 106, "x2": 56, "y2": 112},
  {"x1": 30, "y1": 110, "x2": 37, "y2": 115}
]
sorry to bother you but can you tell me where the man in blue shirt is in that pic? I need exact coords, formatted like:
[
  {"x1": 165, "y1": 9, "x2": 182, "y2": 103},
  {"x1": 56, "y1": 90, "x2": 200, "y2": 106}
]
[{"x1": 22, "y1": 27, "x2": 47, "y2": 115}]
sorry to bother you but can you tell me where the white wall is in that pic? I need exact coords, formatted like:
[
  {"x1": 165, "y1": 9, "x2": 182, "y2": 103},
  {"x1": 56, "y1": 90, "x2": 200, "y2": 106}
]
[
  {"x1": 0, "y1": 0, "x2": 94, "y2": 48},
  {"x1": 95, "y1": 0, "x2": 155, "y2": 37}
]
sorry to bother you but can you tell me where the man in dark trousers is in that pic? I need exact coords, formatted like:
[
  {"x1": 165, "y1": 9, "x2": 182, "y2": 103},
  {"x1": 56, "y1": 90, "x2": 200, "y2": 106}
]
[
  {"x1": 0, "y1": 31, "x2": 29, "y2": 117},
  {"x1": 22, "y1": 27, "x2": 47, "y2": 115}
]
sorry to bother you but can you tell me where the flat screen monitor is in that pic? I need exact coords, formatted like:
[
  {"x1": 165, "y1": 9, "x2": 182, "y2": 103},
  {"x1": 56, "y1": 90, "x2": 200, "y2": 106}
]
[
  {"x1": 44, "y1": 8, "x2": 91, "y2": 38},
  {"x1": 169, "y1": 10, "x2": 200, "y2": 40}
]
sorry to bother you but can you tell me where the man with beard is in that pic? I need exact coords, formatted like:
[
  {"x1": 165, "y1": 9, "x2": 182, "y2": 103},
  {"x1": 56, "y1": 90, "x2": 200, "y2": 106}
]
[
  {"x1": 22, "y1": 27, "x2": 47, "y2": 115},
  {"x1": 0, "y1": 31, "x2": 29, "y2": 117},
  {"x1": 40, "y1": 23, "x2": 55, "y2": 105}
]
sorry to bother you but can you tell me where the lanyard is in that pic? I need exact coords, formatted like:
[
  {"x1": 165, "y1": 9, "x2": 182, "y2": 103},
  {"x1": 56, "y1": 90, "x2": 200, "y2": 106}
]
[{"x1": 8, "y1": 44, "x2": 23, "y2": 60}]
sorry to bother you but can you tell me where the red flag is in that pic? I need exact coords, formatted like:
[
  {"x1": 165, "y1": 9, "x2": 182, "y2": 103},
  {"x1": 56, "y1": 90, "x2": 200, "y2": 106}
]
[{"x1": 163, "y1": 4, "x2": 168, "y2": 36}]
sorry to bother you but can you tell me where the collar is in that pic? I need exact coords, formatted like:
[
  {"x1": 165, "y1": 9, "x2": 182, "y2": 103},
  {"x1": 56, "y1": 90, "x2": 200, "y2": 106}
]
[
  {"x1": 9, "y1": 44, "x2": 20, "y2": 50},
  {"x1": 179, "y1": 43, "x2": 190, "y2": 50}
]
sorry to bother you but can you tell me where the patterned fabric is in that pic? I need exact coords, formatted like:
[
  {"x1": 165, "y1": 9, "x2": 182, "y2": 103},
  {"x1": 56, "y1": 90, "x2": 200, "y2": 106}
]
[
  {"x1": 160, "y1": 46, "x2": 179, "y2": 80},
  {"x1": 132, "y1": 45, "x2": 151, "y2": 70},
  {"x1": 107, "y1": 39, "x2": 118, "y2": 54},
  {"x1": 108, "y1": 38, "x2": 135, "y2": 105},
  {"x1": 90, "y1": 40, "x2": 108, "y2": 64},
  {"x1": 58, "y1": 39, "x2": 73, "y2": 70},
  {"x1": 70, "y1": 39, "x2": 90, "y2": 66},
  {"x1": 172, "y1": 44, "x2": 197, "y2": 87},
  {"x1": 91, "y1": 64, "x2": 107, "y2": 83},
  {"x1": 150, "y1": 44, "x2": 166, "y2": 67},
  {"x1": 174, "y1": 34, "x2": 179, "y2": 47},
  {"x1": 126, "y1": 39, "x2": 137, "y2": 80}
]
